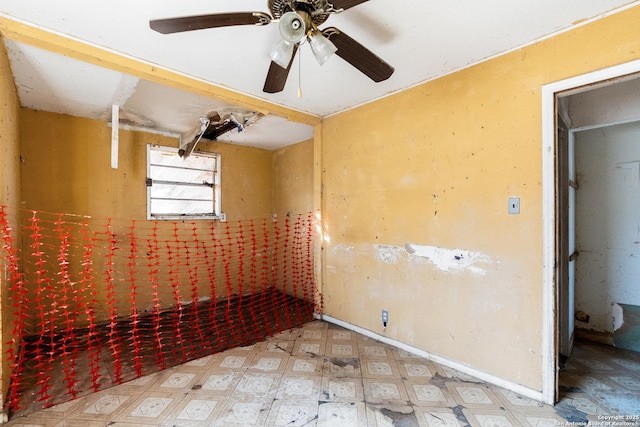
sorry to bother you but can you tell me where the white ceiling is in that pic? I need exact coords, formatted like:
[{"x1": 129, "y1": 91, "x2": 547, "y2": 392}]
[
  {"x1": 1, "y1": 0, "x2": 639, "y2": 149},
  {"x1": 2, "y1": 39, "x2": 315, "y2": 150}
]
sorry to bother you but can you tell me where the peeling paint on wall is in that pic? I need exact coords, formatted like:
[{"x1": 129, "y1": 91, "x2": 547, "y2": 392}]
[
  {"x1": 405, "y1": 243, "x2": 491, "y2": 275},
  {"x1": 375, "y1": 245, "x2": 405, "y2": 264},
  {"x1": 372, "y1": 243, "x2": 493, "y2": 273},
  {"x1": 612, "y1": 303, "x2": 624, "y2": 332},
  {"x1": 332, "y1": 244, "x2": 355, "y2": 253},
  {"x1": 612, "y1": 303, "x2": 640, "y2": 352}
]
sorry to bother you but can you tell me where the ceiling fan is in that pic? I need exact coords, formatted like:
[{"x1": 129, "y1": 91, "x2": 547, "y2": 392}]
[{"x1": 150, "y1": 0, "x2": 394, "y2": 93}]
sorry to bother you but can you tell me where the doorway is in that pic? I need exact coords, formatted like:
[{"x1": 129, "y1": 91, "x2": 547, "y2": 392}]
[
  {"x1": 542, "y1": 58, "x2": 640, "y2": 405},
  {"x1": 571, "y1": 122, "x2": 640, "y2": 348}
]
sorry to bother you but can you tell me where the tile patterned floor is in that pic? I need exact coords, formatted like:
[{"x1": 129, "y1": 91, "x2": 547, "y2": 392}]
[
  {"x1": 5, "y1": 320, "x2": 640, "y2": 426},
  {"x1": 557, "y1": 338, "x2": 640, "y2": 419}
]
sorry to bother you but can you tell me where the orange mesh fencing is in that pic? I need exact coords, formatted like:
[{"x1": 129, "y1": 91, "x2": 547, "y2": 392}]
[{"x1": 0, "y1": 206, "x2": 319, "y2": 415}]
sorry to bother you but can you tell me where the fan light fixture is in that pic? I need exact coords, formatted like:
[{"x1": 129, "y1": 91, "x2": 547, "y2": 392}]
[
  {"x1": 151, "y1": 1, "x2": 395, "y2": 94},
  {"x1": 270, "y1": 10, "x2": 337, "y2": 69},
  {"x1": 270, "y1": 11, "x2": 306, "y2": 68},
  {"x1": 309, "y1": 30, "x2": 337, "y2": 65}
]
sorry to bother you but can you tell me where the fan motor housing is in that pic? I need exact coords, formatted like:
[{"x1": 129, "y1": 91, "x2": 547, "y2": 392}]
[{"x1": 269, "y1": 0, "x2": 331, "y2": 26}]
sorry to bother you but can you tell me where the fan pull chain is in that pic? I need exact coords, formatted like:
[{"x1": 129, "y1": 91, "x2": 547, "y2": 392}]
[{"x1": 297, "y1": 47, "x2": 302, "y2": 98}]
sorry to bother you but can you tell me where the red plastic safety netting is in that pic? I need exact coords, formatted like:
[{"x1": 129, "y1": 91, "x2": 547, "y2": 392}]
[{"x1": 0, "y1": 206, "x2": 320, "y2": 416}]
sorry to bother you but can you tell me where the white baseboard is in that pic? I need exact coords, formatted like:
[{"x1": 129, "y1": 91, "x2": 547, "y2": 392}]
[{"x1": 320, "y1": 314, "x2": 545, "y2": 403}]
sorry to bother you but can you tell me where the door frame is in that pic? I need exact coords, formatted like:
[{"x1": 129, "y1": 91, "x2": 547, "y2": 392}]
[
  {"x1": 541, "y1": 58, "x2": 640, "y2": 405},
  {"x1": 556, "y1": 112, "x2": 572, "y2": 358}
]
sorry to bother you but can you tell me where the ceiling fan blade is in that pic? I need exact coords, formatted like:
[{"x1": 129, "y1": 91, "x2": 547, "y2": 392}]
[
  {"x1": 150, "y1": 12, "x2": 271, "y2": 34},
  {"x1": 323, "y1": 27, "x2": 394, "y2": 82},
  {"x1": 263, "y1": 45, "x2": 299, "y2": 93},
  {"x1": 330, "y1": 0, "x2": 371, "y2": 10}
]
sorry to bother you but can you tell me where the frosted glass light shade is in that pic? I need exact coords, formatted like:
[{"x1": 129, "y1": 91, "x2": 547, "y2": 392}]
[
  {"x1": 279, "y1": 12, "x2": 306, "y2": 43},
  {"x1": 270, "y1": 39, "x2": 294, "y2": 68},
  {"x1": 309, "y1": 32, "x2": 337, "y2": 65}
]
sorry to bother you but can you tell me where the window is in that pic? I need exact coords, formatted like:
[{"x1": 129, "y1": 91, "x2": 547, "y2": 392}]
[{"x1": 146, "y1": 145, "x2": 221, "y2": 220}]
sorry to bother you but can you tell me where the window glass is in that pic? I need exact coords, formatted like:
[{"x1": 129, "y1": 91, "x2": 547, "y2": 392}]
[{"x1": 147, "y1": 145, "x2": 220, "y2": 219}]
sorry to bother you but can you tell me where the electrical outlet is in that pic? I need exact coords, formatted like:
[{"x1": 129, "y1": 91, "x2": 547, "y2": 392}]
[
  {"x1": 219, "y1": 212, "x2": 227, "y2": 222},
  {"x1": 381, "y1": 309, "x2": 389, "y2": 327}
]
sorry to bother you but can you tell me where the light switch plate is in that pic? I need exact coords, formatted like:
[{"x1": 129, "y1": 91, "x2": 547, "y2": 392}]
[{"x1": 508, "y1": 197, "x2": 520, "y2": 214}]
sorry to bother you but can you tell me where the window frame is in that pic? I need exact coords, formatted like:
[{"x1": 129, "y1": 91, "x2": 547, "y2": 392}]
[{"x1": 146, "y1": 145, "x2": 221, "y2": 221}]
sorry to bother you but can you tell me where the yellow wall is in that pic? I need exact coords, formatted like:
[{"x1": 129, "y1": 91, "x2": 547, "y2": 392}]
[
  {"x1": 17, "y1": 111, "x2": 313, "y2": 298},
  {"x1": 19, "y1": 110, "x2": 275, "y2": 221},
  {"x1": 214, "y1": 142, "x2": 274, "y2": 221},
  {"x1": 17, "y1": 111, "x2": 293, "y2": 325},
  {"x1": 321, "y1": 5, "x2": 640, "y2": 392},
  {"x1": 0, "y1": 38, "x2": 21, "y2": 413},
  {"x1": 273, "y1": 139, "x2": 314, "y2": 218},
  {"x1": 0, "y1": 40, "x2": 21, "y2": 215},
  {"x1": 271, "y1": 140, "x2": 315, "y2": 296}
]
